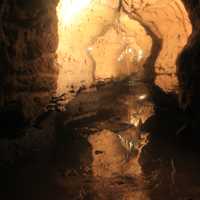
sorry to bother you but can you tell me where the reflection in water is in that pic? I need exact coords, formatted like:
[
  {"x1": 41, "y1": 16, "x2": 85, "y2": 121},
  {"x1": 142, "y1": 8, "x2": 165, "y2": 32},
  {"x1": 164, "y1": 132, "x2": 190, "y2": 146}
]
[
  {"x1": 88, "y1": 128, "x2": 149, "y2": 176},
  {"x1": 85, "y1": 80, "x2": 152, "y2": 199},
  {"x1": 3, "y1": 81, "x2": 200, "y2": 200}
]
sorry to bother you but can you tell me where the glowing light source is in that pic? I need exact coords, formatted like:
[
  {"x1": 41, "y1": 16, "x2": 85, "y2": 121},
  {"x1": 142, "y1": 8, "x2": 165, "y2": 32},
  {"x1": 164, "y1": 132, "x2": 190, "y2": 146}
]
[
  {"x1": 57, "y1": 0, "x2": 91, "y2": 25},
  {"x1": 137, "y1": 49, "x2": 143, "y2": 62},
  {"x1": 87, "y1": 47, "x2": 93, "y2": 52},
  {"x1": 138, "y1": 94, "x2": 147, "y2": 100}
]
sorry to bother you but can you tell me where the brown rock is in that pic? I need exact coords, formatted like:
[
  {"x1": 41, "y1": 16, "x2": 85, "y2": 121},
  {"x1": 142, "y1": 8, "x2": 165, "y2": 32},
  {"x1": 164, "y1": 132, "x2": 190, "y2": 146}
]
[{"x1": 122, "y1": 0, "x2": 192, "y2": 92}]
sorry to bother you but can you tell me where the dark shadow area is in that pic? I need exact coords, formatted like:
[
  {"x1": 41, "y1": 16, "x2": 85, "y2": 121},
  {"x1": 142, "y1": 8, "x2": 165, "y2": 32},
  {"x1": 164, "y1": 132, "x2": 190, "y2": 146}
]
[
  {"x1": 0, "y1": 104, "x2": 28, "y2": 139},
  {"x1": 140, "y1": 86, "x2": 200, "y2": 199},
  {"x1": 177, "y1": 1, "x2": 200, "y2": 120}
]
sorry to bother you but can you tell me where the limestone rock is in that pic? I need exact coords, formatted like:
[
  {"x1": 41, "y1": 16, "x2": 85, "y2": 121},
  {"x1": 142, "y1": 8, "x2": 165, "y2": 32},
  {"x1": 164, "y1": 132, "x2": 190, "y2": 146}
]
[{"x1": 122, "y1": 0, "x2": 192, "y2": 92}]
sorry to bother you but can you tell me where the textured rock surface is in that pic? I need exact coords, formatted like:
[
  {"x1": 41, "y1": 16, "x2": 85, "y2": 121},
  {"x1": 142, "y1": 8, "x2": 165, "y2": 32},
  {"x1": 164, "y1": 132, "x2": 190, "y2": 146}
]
[
  {"x1": 122, "y1": 0, "x2": 192, "y2": 92},
  {"x1": 91, "y1": 12, "x2": 152, "y2": 81},
  {"x1": 56, "y1": 1, "x2": 118, "y2": 99},
  {"x1": 0, "y1": 0, "x2": 198, "y2": 125},
  {"x1": 0, "y1": 0, "x2": 59, "y2": 122},
  {"x1": 56, "y1": 1, "x2": 152, "y2": 103}
]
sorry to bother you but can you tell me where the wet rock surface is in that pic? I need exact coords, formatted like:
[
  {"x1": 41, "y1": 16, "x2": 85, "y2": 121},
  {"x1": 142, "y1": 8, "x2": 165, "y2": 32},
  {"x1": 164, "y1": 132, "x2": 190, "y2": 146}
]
[{"x1": 0, "y1": 80, "x2": 200, "y2": 200}]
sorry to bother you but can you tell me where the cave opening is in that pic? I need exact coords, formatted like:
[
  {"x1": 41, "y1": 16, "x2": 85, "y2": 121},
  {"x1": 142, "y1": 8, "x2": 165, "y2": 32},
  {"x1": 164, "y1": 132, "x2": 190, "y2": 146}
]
[{"x1": 1, "y1": 0, "x2": 200, "y2": 199}]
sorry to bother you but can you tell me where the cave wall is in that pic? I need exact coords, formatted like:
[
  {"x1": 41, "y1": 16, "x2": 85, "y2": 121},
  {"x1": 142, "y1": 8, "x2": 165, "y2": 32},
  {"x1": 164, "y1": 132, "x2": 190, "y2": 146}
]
[
  {"x1": 56, "y1": 0, "x2": 152, "y2": 103},
  {"x1": 122, "y1": 0, "x2": 192, "y2": 92},
  {"x1": 56, "y1": 0, "x2": 119, "y2": 98},
  {"x1": 0, "y1": 0, "x2": 198, "y2": 124},
  {"x1": 0, "y1": 0, "x2": 59, "y2": 122}
]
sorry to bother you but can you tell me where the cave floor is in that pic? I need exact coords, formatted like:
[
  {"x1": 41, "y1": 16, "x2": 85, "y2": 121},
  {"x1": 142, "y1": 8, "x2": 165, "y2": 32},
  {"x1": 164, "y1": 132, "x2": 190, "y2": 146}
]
[{"x1": 1, "y1": 79, "x2": 200, "y2": 200}]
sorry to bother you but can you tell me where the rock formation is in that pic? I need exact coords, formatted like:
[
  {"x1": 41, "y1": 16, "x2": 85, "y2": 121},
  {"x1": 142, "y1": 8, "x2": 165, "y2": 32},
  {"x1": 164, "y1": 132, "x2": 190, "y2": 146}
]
[
  {"x1": 0, "y1": 0, "x2": 199, "y2": 124},
  {"x1": 122, "y1": 0, "x2": 192, "y2": 92}
]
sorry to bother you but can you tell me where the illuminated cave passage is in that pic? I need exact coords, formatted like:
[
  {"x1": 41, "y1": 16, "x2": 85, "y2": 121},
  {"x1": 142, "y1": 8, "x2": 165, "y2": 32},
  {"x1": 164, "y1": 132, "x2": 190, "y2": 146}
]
[
  {"x1": 0, "y1": 0, "x2": 200, "y2": 200},
  {"x1": 55, "y1": 0, "x2": 154, "y2": 105}
]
